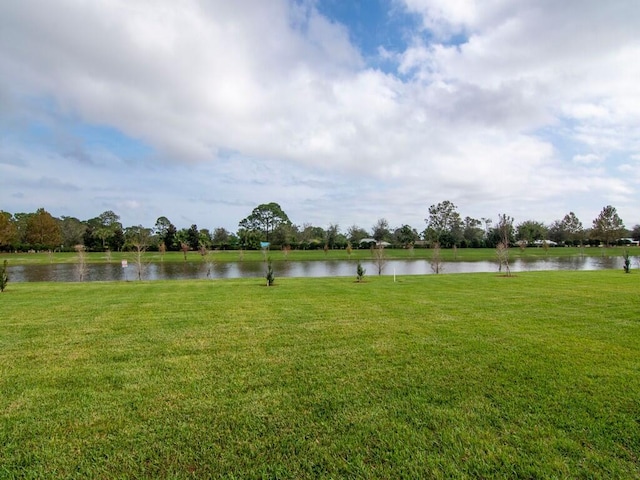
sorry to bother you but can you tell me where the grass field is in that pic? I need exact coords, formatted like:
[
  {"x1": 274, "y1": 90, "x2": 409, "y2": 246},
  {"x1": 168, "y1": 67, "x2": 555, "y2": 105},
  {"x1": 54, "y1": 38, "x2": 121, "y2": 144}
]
[
  {"x1": 2, "y1": 245, "x2": 637, "y2": 266},
  {"x1": 1, "y1": 271, "x2": 639, "y2": 478}
]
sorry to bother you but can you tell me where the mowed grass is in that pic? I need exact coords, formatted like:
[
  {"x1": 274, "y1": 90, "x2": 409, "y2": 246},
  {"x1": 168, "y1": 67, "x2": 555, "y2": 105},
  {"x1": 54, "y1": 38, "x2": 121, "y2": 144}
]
[
  {"x1": 3, "y1": 245, "x2": 637, "y2": 266},
  {"x1": 1, "y1": 271, "x2": 639, "y2": 478}
]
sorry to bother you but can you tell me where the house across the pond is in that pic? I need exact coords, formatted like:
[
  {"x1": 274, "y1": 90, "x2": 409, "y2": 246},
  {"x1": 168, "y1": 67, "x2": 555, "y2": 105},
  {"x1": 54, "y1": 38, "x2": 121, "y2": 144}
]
[{"x1": 359, "y1": 238, "x2": 392, "y2": 247}]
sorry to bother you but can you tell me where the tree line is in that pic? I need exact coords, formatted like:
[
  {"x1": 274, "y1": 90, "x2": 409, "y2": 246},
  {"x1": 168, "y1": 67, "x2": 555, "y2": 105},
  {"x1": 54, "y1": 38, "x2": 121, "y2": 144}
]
[{"x1": 0, "y1": 201, "x2": 637, "y2": 253}]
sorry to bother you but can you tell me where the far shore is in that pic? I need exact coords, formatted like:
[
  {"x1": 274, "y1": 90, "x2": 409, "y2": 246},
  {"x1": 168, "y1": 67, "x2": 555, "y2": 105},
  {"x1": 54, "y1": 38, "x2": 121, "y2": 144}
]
[{"x1": 1, "y1": 245, "x2": 637, "y2": 267}]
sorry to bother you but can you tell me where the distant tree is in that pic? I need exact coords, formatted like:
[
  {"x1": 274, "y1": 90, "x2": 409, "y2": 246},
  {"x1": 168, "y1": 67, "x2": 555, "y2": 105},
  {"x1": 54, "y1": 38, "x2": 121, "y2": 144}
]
[
  {"x1": 92, "y1": 210, "x2": 122, "y2": 249},
  {"x1": 227, "y1": 233, "x2": 240, "y2": 249},
  {"x1": 124, "y1": 225, "x2": 152, "y2": 250},
  {"x1": 82, "y1": 223, "x2": 100, "y2": 251},
  {"x1": 548, "y1": 212, "x2": 585, "y2": 245},
  {"x1": 297, "y1": 223, "x2": 313, "y2": 245},
  {"x1": 372, "y1": 218, "x2": 391, "y2": 243},
  {"x1": 164, "y1": 223, "x2": 178, "y2": 251},
  {"x1": 424, "y1": 200, "x2": 463, "y2": 247},
  {"x1": 59, "y1": 216, "x2": 86, "y2": 249},
  {"x1": 175, "y1": 227, "x2": 187, "y2": 248},
  {"x1": 198, "y1": 228, "x2": 212, "y2": 249},
  {"x1": 271, "y1": 222, "x2": 297, "y2": 248},
  {"x1": 239, "y1": 202, "x2": 291, "y2": 242},
  {"x1": 335, "y1": 233, "x2": 348, "y2": 249},
  {"x1": 0, "y1": 211, "x2": 17, "y2": 250},
  {"x1": 394, "y1": 224, "x2": 419, "y2": 247},
  {"x1": 154, "y1": 216, "x2": 177, "y2": 250},
  {"x1": 109, "y1": 227, "x2": 125, "y2": 252},
  {"x1": 295, "y1": 224, "x2": 324, "y2": 249},
  {"x1": 462, "y1": 217, "x2": 484, "y2": 247},
  {"x1": 481, "y1": 217, "x2": 493, "y2": 243},
  {"x1": 591, "y1": 205, "x2": 625, "y2": 246},
  {"x1": 548, "y1": 212, "x2": 584, "y2": 245},
  {"x1": 487, "y1": 213, "x2": 514, "y2": 248},
  {"x1": 547, "y1": 219, "x2": 566, "y2": 244},
  {"x1": 325, "y1": 223, "x2": 340, "y2": 249},
  {"x1": 561, "y1": 212, "x2": 584, "y2": 245},
  {"x1": 186, "y1": 224, "x2": 199, "y2": 250},
  {"x1": 237, "y1": 227, "x2": 261, "y2": 250},
  {"x1": 154, "y1": 216, "x2": 171, "y2": 236},
  {"x1": 347, "y1": 225, "x2": 369, "y2": 246},
  {"x1": 212, "y1": 227, "x2": 231, "y2": 249},
  {"x1": 310, "y1": 225, "x2": 327, "y2": 242},
  {"x1": 631, "y1": 224, "x2": 640, "y2": 242},
  {"x1": 25, "y1": 208, "x2": 62, "y2": 249},
  {"x1": 516, "y1": 220, "x2": 547, "y2": 244},
  {"x1": 12, "y1": 212, "x2": 32, "y2": 245}
]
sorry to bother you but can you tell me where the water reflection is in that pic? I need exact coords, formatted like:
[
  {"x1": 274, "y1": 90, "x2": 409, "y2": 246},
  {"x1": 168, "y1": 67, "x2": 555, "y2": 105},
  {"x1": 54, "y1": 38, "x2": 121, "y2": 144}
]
[{"x1": 5, "y1": 255, "x2": 625, "y2": 283}]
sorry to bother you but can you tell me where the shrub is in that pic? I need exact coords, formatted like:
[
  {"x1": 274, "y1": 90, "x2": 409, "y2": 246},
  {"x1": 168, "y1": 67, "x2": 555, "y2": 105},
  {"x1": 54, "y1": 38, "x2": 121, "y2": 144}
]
[
  {"x1": 356, "y1": 260, "x2": 365, "y2": 282},
  {"x1": 0, "y1": 260, "x2": 8, "y2": 292},
  {"x1": 622, "y1": 250, "x2": 631, "y2": 274},
  {"x1": 265, "y1": 259, "x2": 275, "y2": 286}
]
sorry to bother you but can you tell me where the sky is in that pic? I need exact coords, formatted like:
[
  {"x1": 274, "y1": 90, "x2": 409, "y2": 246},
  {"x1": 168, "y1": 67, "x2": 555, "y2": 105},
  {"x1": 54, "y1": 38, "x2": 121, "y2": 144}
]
[{"x1": 1, "y1": 0, "x2": 639, "y2": 233}]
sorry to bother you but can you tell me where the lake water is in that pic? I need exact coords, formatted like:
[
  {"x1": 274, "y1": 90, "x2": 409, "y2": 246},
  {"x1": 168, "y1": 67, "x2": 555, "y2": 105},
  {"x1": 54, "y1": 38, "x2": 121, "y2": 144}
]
[{"x1": 6, "y1": 256, "x2": 626, "y2": 283}]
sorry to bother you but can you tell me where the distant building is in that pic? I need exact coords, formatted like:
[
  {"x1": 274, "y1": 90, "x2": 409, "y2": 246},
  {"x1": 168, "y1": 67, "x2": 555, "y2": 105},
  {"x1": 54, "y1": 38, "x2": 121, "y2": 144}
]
[
  {"x1": 359, "y1": 238, "x2": 391, "y2": 247},
  {"x1": 532, "y1": 240, "x2": 558, "y2": 247}
]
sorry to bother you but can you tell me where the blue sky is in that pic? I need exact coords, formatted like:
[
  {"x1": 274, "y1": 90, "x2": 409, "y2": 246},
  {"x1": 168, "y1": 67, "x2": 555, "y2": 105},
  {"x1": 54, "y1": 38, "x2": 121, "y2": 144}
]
[
  {"x1": 316, "y1": 0, "x2": 420, "y2": 59},
  {"x1": 1, "y1": 0, "x2": 638, "y2": 233}
]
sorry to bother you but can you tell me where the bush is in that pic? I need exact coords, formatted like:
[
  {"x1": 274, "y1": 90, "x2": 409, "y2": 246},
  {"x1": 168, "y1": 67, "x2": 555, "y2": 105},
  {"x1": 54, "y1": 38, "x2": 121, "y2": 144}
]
[
  {"x1": 356, "y1": 261, "x2": 365, "y2": 282},
  {"x1": 0, "y1": 260, "x2": 8, "y2": 292},
  {"x1": 623, "y1": 250, "x2": 631, "y2": 274},
  {"x1": 265, "y1": 259, "x2": 275, "y2": 286}
]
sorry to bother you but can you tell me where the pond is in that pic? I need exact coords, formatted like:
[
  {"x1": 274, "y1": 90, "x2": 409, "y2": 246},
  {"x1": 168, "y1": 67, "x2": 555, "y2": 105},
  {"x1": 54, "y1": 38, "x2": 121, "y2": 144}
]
[{"x1": 6, "y1": 255, "x2": 627, "y2": 283}]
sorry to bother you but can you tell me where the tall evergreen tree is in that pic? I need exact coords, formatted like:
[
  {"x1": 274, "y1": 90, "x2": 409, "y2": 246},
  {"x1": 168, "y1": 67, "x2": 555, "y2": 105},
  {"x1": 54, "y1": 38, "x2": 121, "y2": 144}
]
[
  {"x1": 591, "y1": 205, "x2": 624, "y2": 246},
  {"x1": 238, "y1": 203, "x2": 291, "y2": 242}
]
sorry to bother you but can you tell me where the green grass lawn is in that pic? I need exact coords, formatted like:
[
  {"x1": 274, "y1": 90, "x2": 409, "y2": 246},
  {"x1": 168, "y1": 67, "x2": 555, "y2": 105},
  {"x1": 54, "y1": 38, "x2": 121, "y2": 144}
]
[
  {"x1": 1, "y1": 271, "x2": 639, "y2": 478},
  {"x1": 2, "y1": 245, "x2": 637, "y2": 266}
]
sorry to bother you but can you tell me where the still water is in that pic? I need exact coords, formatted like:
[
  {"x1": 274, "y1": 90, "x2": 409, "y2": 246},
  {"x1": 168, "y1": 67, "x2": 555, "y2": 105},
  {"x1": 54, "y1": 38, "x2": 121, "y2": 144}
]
[{"x1": 7, "y1": 256, "x2": 625, "y2": 283}]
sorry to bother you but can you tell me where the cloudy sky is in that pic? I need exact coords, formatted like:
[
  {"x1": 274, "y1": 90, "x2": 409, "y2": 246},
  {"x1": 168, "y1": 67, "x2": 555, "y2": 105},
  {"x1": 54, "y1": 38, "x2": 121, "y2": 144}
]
[{"x1": 1, "y1": 0, "x2": 638, "y2": 233}]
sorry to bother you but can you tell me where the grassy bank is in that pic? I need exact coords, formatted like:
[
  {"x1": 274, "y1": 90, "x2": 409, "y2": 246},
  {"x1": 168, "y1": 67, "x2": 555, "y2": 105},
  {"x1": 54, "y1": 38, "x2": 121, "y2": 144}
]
[
  {"x1": 1, "y1": 271, "x2": 639, "y2": 478},
  {"x1": 2, "y1": 245, "x2": 638, "y2": 266}
]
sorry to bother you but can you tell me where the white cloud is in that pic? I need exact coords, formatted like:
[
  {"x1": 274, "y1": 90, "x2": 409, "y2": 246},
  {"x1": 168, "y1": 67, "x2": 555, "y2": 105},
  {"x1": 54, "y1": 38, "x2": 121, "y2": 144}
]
[
  {"x1": 572, "y1": 154, "x2": 602, "y2": 165},
  {"x1": 398, "y1": 1, "x2": 640, "y2": 139},
  {"x1": 401, "y1": 0, "x2": 511, "y2": 39},
  {"x1": 0, "y1": 0, "x2": 639, "y2": 229}
]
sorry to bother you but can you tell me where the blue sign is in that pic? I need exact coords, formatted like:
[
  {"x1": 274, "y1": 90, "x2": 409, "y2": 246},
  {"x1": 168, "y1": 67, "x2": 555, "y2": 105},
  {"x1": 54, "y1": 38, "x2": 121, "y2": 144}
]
[{"x1": 260, "y1": 242, "x2": 270, "y2": 249}]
